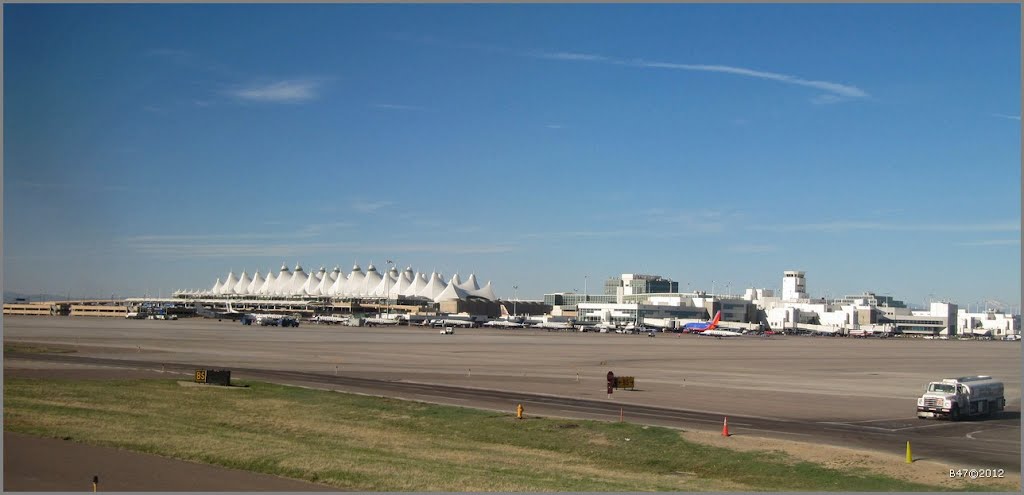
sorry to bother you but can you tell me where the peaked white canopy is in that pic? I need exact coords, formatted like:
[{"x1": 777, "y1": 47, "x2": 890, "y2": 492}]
[
  {"x1": 247, "y1": 271, "x2": 264, "y2": 295},
  {"x1": 234, "y1": 271, "x2": 252, "y2": 295},
  {"x1": 220, "y1": 271, "x2": 239, "y2": 295},
  {"x1": 457, "y1": 273, "x2": 481, "y2": 292},
  {"x1": 258, "y1": 270, "x2": 277, "y2": 295},
  {"x1": 434, "y1": 278, "x2": 469, "y2": 302},
  {"x1": 417, "y1": 272, "x2": 448, "y2": 300},
  {"x1": 469, "y1": 281, "x2": 497, "y2": 301},
  {"x1": 344, "y1": 264, "x2": 365, "y2": 296}
]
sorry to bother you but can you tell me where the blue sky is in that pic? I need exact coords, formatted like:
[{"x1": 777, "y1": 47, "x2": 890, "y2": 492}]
[{"x1": 3, "y1": 4, "x2": 1020, "y2": 309}]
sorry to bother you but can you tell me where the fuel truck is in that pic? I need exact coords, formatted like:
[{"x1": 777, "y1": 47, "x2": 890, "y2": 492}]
[{"x1": 916, "y1": 375, "x2": 1005, "y2": 421}]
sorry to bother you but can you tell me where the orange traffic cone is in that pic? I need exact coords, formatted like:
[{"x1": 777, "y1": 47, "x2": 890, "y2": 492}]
[{"x1": 722, "y1": 416, "x2": 730, "y2": 437}]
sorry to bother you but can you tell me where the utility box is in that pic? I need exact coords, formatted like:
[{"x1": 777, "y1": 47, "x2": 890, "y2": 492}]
[{"x1": 195, "y1": 369, "x2": 231, "y2": 386}]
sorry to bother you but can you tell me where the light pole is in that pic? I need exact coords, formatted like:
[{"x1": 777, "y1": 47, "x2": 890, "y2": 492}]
[
  {"x1": 584, "y1": 276, "x2": 588, "y2": 302},
  {"x1": 513, "y1": 285, "x2": 519, "y2": 317}
]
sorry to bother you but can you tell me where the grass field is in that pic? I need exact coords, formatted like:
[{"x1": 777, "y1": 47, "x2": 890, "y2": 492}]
[{"x1": 2, "y1": 377, "x2": 1005, "y2": 491}]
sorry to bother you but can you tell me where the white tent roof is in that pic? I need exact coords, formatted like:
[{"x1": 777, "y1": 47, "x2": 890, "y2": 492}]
[
  {"x1": 328, "y1": 271, "x2": 347, "y2": 296},
  {"x1": 370, "y1": 268, "x2": 399, "y2": 297},
  {"x1": 404, "y1": 272, "x2": 428, "y2": 298},
  {"x1": 360, "y1": 264, "x2": 383, "y2": 298},
  {"x1": 434, "y1": 278, "x2": 469, "y2": 302},
  {"x1": 390, "y1": 268, "x2": 415, "y2": 298},
  {"x1": 220, "y1": 271, "x2": 239, "y2": 295},
  {"x1": 417, "y1": 272, "x2": 448, "y2": 300},
  {"x1": 313, "y1": 271, "x2": 333, "y2": 296},
  {"x1": 210, "y1": 278, "x2": 223, "y2": 294},
  {"x1": 328, "y1": 266, "x2": 340, "y2": 283},
  {"x1": 272, "y1": 264, "x2": 292, "y2": 295},
  {"x1": 234, "y1": 271, "x2": 252, "y2": 295},
  {"x1": 301, "y1": 269, "x2": 321, "y2": 296},
  {"x1": 259, "y1": 270, "x2": 276, "y2": 295},
  {"x1": 457, "y1": 273, "x2": 481, "y2": 292},
  {"x1": 344, "y1": 264, "x2": 365, "y2": 296},
  {"x1": 287, "y1": 265, "x2": 308, "y2": 296},
  {"x1": 247, "y1": 271, "x2": 264, "y2": 295},
  {"x1": 469, "y1": 281, "x2": 497, "y2": 301}
]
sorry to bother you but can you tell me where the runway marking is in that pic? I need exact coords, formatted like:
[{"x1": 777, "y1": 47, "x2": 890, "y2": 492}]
[
  {"x1": 889, "y1": 423, "x2": 958, "y2": 431},
  {"x1": 966, "y1": 428, "x2": 1022, "y2": 443}
]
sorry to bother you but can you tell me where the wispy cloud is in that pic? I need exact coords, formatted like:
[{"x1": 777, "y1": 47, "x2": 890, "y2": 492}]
[
  {"x1": 956, "y1": 239, "x2": 1021, "y2": 246},
  {"x1": 643, "y1": 208, "x2": 731, "y2": 232},
  {"x1": 991, "y1": 113, "x2": 1021, "y2": 121},
  {"x1": 545, "y1": 124, "x2": 564, "y2": 129},
  {"x1": 124, "y1": 241, "x2": 516, "y2": 259},
  {"x1": 351, "y1": 200, "x2": 394, "y2": 213},
  {"x1": 528, "y1": 50, "x2": 868, "y2": 104},
  {"x1": 372, "y1": 103, "x2": 426, "y2": 111},
  {"x1": 228, "y1": 79, "x2": 323, "y2": 103},
  {"x1": 751, "y1": 220, "x2": 1021, "y2": 233},
  {"x1": 727, "y1": 244, "x2": 778, "y2": 253},
  {"x1": 14, "y1": 181, "x2": 130, "y2": 192},
  {"x1": 532, "y1": 51, "x2": 610, "y2": 62}
]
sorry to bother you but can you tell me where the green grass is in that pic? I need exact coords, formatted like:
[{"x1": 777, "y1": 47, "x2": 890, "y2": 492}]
[{"x1": 1, "y1": 377, "x2": 1008, "y2": 491}]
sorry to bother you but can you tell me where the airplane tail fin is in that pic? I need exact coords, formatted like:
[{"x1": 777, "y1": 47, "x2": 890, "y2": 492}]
[
  {"x1": 500, "y1": 304, "x2": 510, "y2": 318},
  {"x1": 708, "y1": 310, "x2": 722, "y2": 330}
]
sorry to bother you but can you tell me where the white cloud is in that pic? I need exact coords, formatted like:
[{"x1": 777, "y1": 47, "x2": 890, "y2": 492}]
[
  {"x1": 727, "y1": 244, "x2": 778, "y2": 253},
  {"x1": 229, "y1": 79, "x2": 321, "y2": 103},
  {"x1": 14, "y1": 181, "x2": 130, "y2": 192},
  {"x1": 533, "y1": 51, "x2": 610, "y2": 62},
  {"x1": 955, "y1": 239, "x2": 1021, "y2": 246},
  {"x1": 991, "y1": 113, "x2": 1021, "y2": 121},
  {"x1": 751, "y1": 221, "x2": 1021, "y2": 233},
  {"x1": 530, "y1": 50, "x2": 868, "y2": 103},
  {"x1": 545, "y1": 124, "x2": 564, "y2": 129},
  {"x1": 372, "y1": 103, "x2": 426, "y2": 111},
  {"x1": 351, "y1": 200, "x2": 394, "y2": 213},
  {"x1": 123, "y1": 241, "x2": 516, "y2": 259}
]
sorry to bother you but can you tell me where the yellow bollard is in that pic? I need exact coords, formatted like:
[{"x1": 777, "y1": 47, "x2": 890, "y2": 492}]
[
  {"x1": 516, "y1": 403, "x2": 524, "y2": 420},
  {"x1": 905, "y1": 441, "x2": 912, "y2": 463}
]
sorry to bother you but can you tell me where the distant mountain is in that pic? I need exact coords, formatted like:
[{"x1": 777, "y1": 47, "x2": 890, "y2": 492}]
[{"x1": 3, "y1": 291, "x2": 78, "y2": 303}]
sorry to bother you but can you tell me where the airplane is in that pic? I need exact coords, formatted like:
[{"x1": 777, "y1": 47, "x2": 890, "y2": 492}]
[
  {"x1": 365, "y1": 314, "x2": 401, "y2": 326},
  {"x1": 195, "y1": 301, "x2": 244, "y2": 320},
  {"x1": 531, "y1": 320, "x2": 576, "y2": 331},
  {"x1": 311, "y1": 314, "x2": 349, "y2": 324},
  {"x1": 432, "y1": 318, "x2": 478, "y2": 328},
  {"x1": 483, "y1": 319, "x2": 525, "y2": 328},
  {"x1": 698, "y1": 328, "x2": 744, "y2": 339},
  {"x1": 680, "y1": 311, "x2": 722, "y2": 333}
]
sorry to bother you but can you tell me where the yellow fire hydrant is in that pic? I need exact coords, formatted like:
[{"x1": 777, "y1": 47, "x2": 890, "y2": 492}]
[{"x1": 516, "y1": 403, "x2": 524, "y2": 420}]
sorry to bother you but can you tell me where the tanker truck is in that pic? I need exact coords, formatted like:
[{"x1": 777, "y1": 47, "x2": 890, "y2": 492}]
[{"x1": 916, "y1": 376, "x2": 1005, "y2": 421}]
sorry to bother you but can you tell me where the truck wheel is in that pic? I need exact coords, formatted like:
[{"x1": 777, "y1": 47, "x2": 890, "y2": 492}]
[{"x1": 950, "y1": 405, "x2": 961, "y2": 421}]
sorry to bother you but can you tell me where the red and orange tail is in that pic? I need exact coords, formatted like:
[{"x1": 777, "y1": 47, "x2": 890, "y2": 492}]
[{"x1": 708, "y1": 311, "x2": 722, "y2": 330}]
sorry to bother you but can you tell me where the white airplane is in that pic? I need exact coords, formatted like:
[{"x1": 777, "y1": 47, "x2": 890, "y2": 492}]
[
  {"x1": 698, "y1": 328, "x2": 744, "y2": 339},
  {"x1": 432, "y1": 318, "x2": 477, "y2": 328},
  {"x1": 531, "y1": 320, "x2": 576, "y2": 330},
  {"x1": 483, "y1": 319, "x2": 525, "y2": 328},
  {"x1": 365, "y1": 314, "x2": 401, "y2": 326},
  {"x1": 312, "y1": 315, "x2": 349, "y2": 324}
]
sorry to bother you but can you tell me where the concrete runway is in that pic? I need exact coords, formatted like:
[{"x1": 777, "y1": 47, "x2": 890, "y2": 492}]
[{"x1": 4, "y1": 316, "x2": 1021, "y2": 470}]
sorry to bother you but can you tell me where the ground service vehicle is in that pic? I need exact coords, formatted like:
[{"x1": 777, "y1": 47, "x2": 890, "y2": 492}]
[{"x1": 917, "y1": 376, "x2": 1005, "y2": 421}]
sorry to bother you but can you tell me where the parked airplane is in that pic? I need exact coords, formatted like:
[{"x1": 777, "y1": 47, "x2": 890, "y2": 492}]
[
  {"x1": 681, "y1": 311, "x2": 722, "y2": 333},
  {"x1": 698, "y1": 328, "x2": 744, "y2": 339},
  {"x1": 365, "y1": 314, "x2": 401, "y2": 326},
  {"x1": 312, "y1": 315, "x2": 349, "y2": 324},
  {"x1": 431, "y1": 317, "x2": 478, "y2": 328},
  {"x1": 531, "y1": 320, "x2": 576, "y2": 331},
  {"x1": 195, "y1": 301, "x2": 244, "y2": 320},
  {"x1": 483, "y1": 319, "x2": 525, "y2": 328}
]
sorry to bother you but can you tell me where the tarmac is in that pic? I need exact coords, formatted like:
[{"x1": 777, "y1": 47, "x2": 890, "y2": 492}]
[{"x1": 3, "y1": 315, "x2": 1021, "y2": 488}]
